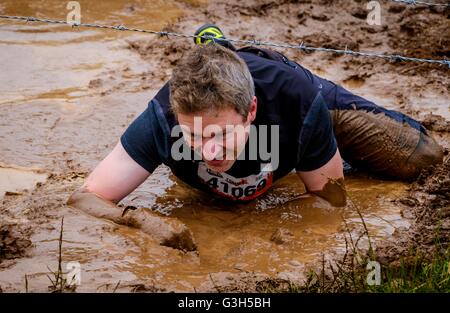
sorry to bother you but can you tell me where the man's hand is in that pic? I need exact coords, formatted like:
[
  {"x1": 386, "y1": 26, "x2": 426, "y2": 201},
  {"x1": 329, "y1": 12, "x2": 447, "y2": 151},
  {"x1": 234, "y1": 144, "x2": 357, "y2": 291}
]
[
  {"x1": 297, "y1": 149, "x2": 347, "y2": 207},
  {"x1": 67, "y1": 141, "x2": 197, "y2": 251}
]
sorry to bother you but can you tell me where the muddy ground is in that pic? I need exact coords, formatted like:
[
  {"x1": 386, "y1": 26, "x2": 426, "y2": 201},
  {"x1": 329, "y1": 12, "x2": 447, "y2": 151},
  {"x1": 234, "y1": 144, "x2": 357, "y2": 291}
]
[{"x1": 0, "y1": 0, "x2": 449, "y2": 292}]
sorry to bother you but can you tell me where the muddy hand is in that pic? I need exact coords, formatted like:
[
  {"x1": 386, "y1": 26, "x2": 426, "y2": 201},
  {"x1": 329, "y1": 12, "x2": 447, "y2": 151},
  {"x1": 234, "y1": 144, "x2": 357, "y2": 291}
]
[
  {"x1": 121, "y1": 206, "x2": 197, "y2": 251},
  {"x1": 67, "y1": 190, "x2": 197, "y2": 251}
]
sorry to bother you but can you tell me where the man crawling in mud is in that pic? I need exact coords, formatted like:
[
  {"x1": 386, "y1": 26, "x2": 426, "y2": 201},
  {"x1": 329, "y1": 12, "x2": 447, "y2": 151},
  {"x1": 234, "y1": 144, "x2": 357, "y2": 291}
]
[{"x1": 68, "y1": 25, "x2": 443, "y2": 251}]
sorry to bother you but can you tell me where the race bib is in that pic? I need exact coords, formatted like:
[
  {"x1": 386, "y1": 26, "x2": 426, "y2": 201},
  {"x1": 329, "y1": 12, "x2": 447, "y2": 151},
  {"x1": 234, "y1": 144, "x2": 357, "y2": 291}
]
[{"x1": 197, "y1": 162, "x2": 273, "y2": 201}]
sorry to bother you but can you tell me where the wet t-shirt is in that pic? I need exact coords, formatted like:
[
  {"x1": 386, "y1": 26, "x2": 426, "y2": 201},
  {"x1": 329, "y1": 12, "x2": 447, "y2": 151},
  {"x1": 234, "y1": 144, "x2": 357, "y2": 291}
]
[{"x1": 120, "y1": 51, "x2": 338, "y2": 201}]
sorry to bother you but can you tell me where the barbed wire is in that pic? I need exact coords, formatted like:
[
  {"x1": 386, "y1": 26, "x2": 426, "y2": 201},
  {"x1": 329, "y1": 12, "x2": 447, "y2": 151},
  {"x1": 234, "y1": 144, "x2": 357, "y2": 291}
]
[
  {"x1": 390, "y1": 0, "x2": 450, "y2": 7},
  {"x1": 0, "y1": 14, "x2": 449, "y2": 68}
]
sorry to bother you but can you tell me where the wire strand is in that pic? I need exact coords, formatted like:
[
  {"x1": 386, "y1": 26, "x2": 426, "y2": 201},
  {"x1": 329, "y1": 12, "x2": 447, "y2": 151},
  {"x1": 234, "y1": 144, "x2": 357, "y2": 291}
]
[{"x1": 0, "y1": 14, "x2": 448, "y2": 68}]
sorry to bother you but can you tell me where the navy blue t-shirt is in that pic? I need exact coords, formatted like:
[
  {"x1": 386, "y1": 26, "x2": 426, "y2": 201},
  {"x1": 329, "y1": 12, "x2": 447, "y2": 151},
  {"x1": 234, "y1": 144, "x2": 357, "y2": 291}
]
[{"x1": 120, "y1": 51, "x2": 338, "y2": 201}]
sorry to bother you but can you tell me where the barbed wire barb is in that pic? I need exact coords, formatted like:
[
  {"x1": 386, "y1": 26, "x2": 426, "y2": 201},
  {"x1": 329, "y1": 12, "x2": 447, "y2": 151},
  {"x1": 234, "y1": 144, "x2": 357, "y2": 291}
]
[{"x1": 390, "y1": 0, "x2": 450, "y2": 7}]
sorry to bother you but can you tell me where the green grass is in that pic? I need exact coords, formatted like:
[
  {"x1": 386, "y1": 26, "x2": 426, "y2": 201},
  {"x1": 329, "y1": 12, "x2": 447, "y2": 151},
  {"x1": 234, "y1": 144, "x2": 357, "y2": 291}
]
[
  {"x1": 285, "y1": 221, "x2": 450, "y2": 294},
  {"x1": 280, "y1": 249, "x2": 448, "y2": 293},
  {"x1": 370, "y1": 252, "x2": 449, "y2": 292}
]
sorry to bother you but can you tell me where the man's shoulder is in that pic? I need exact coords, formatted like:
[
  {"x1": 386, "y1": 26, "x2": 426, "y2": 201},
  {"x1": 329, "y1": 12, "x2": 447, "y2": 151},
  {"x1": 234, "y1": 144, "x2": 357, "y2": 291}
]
[
  {"x1": 147, "y1": 82, "x2": 177, "y2": 130},
  {"x1": 237, "y1": 50, "x2": 319, "y2": 103},
  {"x1": 237, "y1": 50, "x2": 313, "y2": 81},
  {"x1": 237, "y1": 50, "x2": 299, "y2": 77},
  {"x1": 152, "y1": 82, "x2": 171, "y2": 111}
]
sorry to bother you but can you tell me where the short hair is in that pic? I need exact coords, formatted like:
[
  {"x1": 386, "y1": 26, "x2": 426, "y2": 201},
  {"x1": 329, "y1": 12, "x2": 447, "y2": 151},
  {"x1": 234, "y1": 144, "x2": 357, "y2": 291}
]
[{"x1": 170, "y1": 43, "x2": 255, "y2": 118}]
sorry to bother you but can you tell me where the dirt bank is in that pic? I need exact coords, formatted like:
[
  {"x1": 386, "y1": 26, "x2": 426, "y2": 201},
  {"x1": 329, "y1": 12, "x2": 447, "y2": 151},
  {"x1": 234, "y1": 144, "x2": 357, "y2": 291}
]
[{"x1": 377, "y1": 156, "x2": 450, "y2": 267}]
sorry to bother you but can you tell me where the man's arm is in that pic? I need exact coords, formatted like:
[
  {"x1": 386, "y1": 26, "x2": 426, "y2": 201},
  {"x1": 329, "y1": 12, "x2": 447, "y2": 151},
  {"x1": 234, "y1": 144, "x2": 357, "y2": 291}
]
[
  {"x1": 67, "y1": 141, "x2": 197, "y2": 251},
  {"x1": 297, "y1": 148, "x2": 346, "y2": 207},
  {"x1": 293, "y1": 89, "x2": 347, "y2": 207},
  {"x1": 79, "y1": 141, "x2": 150, "y2": 203},
  {"x1": 67, "y1": 140, "x2": 150, "y2": 222}
]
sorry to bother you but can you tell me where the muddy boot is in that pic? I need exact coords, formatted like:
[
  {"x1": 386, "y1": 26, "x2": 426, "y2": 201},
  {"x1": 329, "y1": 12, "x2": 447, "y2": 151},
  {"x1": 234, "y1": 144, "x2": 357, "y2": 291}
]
[
  {"x1": 67, "y1": 191, "x2": 197, "y2": 251},
  {"x1": 331, "y1": 106, "x2": 444, "y2": 181},
  {"x1": 402, "y1": 131, "x2": 444, "y2": 180}
]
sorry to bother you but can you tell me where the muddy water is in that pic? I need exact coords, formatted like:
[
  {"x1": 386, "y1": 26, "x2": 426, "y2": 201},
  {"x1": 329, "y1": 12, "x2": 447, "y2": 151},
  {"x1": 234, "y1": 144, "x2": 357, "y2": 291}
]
[
  {"x1": 0, "y1": 0, "x2": 415, "y2": 292},
  {"x1": 0, "y1": 164, "x2": 47, "y2": 197},
  {"x1": 0, "y1": 0, "x2": 185, "y2": 106},
  {"x1": 0, "y1": 171, "x2": 409, "y2": 292}
]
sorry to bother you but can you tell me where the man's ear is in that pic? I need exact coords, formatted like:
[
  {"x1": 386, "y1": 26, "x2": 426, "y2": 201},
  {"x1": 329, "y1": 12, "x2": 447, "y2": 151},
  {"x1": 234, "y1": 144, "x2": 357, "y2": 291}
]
[{"x1": 248, "y1": 96, "x2": 257, "y2": 123}]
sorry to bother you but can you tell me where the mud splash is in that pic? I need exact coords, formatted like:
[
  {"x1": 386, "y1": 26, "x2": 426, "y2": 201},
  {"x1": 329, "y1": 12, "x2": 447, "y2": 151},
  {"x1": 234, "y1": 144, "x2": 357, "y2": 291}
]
[{"x1": 0, "y1": 0, "x2": 448, "y2": 292}]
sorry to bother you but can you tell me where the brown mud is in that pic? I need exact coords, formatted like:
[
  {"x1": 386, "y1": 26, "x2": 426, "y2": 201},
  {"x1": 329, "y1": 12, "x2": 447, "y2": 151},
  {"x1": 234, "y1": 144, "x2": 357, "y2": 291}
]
[
  {"x1": 377, "y1": 156, "x2": 450, "y2": 267},
  {"x1": 0, "y1": 0, "x2": 448, "y2": 292}
]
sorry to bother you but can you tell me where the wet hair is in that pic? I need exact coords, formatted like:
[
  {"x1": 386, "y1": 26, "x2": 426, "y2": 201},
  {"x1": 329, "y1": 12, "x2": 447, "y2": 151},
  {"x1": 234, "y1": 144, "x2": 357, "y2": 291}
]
[{"x1": 169, "y1": 43, "x2": 255, "y2": 118}]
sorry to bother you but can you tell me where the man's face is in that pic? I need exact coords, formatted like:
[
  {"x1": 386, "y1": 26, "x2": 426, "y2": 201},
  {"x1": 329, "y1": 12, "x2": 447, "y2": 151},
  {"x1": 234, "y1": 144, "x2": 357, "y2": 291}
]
[{"x1": 176, "y1": 97, "x2": 257, "y2": 172}]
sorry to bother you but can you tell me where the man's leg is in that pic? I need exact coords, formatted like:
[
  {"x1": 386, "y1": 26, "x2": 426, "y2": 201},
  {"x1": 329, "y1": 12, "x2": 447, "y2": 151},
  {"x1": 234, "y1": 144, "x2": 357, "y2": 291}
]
[{"x1": 330, "y1": 86, "x2": 443, "y2": 181}]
